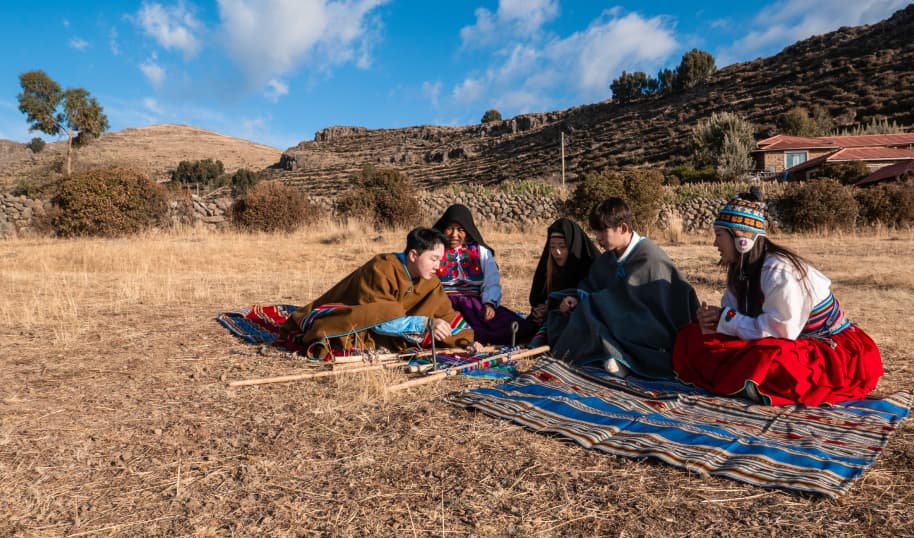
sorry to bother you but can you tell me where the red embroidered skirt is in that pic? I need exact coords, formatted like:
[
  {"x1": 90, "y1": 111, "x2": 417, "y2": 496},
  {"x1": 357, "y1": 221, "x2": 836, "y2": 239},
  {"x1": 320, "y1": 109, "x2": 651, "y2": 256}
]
[{"x1": 672, "y1": 322, "x2": 884, "y2": 406}]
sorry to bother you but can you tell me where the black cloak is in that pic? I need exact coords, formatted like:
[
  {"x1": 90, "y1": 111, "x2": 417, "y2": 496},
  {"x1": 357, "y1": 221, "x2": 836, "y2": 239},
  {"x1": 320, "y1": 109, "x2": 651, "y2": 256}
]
[{"x1": 529, "y1": 218, "x2": 600, "y2": 308}]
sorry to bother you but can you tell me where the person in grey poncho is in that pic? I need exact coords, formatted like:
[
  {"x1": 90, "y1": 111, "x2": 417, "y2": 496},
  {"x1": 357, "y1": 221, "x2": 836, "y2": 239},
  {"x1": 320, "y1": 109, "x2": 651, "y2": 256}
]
[{"x1": 538, "y1": 198, "x2": 699, "y2": 379}]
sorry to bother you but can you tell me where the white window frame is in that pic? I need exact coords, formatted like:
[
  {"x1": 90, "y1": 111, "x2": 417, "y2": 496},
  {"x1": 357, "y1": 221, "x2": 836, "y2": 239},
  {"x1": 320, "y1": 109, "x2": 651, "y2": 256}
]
[{"x1": 784, "y1": 151, "x2": 808, "y2": 169}]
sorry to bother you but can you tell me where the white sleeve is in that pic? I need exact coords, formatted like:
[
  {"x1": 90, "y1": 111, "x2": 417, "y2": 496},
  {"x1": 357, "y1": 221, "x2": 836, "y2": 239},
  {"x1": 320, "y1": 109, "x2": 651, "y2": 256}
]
[
  {"x1": 479, "y1": 246, "x2": 502, "y2": 307},
  {"x1": 716, "y1": 261, "x2": 809, "y2": 340}
]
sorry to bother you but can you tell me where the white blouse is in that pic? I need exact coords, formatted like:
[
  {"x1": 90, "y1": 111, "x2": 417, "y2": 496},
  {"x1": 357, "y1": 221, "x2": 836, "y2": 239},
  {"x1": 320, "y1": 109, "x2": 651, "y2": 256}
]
[
  {"x1": 716, "y1": 254, "x2": 833, "y2": 341},
  {"x1": 478, "y1": 245, "x2": 502, "y2": 307}
]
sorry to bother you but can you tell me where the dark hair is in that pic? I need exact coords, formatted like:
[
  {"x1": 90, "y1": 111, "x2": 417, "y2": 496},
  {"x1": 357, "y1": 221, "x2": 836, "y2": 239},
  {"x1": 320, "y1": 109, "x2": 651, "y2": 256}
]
[
  {"x1": 405, "y1": 227, "x2": 447, "y2": 254},
  {"x1": 588, "y1": 197, "x2": 632, "y2": 231},
  {"x1": 724, "y1": 233, "x2": 809, "y2": 316}
]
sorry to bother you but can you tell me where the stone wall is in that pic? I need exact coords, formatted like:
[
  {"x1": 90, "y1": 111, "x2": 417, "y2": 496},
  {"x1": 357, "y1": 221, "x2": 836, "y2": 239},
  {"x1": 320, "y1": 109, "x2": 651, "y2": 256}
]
[
  {"x1": 1, "y1": 190, "x2": 769, "y2": 238},
  {"x1": 0, "y1": 193, "x2": 52, "y2": 237}
]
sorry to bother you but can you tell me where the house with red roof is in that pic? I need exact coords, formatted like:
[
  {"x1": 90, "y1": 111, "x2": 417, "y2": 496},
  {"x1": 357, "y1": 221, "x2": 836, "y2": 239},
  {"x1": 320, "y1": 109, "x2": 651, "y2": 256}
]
[{"x1": 752, "y1": 132, "x2": 914, "y2": 183}]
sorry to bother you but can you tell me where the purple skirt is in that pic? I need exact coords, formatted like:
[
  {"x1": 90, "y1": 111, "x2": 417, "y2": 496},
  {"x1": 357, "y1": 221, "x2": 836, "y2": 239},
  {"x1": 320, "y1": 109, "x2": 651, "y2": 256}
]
[{"x1": 448, "y1": 295, "x2": 536, "y2": 345}]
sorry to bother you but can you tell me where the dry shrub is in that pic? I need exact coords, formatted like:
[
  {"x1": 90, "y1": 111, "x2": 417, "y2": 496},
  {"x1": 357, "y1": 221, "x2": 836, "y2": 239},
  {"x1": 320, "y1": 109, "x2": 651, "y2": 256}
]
[
  {"x1": 231, "y1": 180, "x2": 318, "y2": 232},
  {"x1": 336, "y1": 166, "x2": 421, "y2": 228},
  {"x1": 779, "y1": 178, "x2": 858, "y2": 232},
  {"x1": 569, "y1": 168, "x2": 665, "y2": 230},
  {"x1": 50, "y1": 166, "x2": 169, "y2": 237},
  {"x1": 855, "y1": 181, "x2": 914, "y2": 227}
]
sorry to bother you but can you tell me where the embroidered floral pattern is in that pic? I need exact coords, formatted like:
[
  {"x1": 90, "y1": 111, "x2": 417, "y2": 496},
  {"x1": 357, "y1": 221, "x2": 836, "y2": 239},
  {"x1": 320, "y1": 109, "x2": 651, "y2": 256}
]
[{"x1": 437, "y1": 243, "x2": 483, "y2": 281}]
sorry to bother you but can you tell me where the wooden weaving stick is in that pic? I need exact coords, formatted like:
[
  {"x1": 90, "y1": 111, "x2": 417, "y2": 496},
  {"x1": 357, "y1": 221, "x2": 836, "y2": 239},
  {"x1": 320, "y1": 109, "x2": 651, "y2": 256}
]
[
  {"x1": 229, "y1": 361, "x2": 409, "y2": 387},
  {"x1": 386, "y1": 345, "x2": 550, "y2": 393}
]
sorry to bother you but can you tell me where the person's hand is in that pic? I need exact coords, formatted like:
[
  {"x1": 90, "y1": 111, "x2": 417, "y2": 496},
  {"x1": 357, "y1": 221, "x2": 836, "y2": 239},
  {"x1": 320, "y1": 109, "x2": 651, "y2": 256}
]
[
  {"x1": 559, "y1": 296, "x2": 578, "y2": 315},
  {"x1": 530, "y1": 303, "x2": 547, "y2": 323},
  {"x1": 483, "y1": 303, "x2": 496, "y2": 321},
  {"x1": 466, "y1": 341, "x2": 485, "y2": 354},
  {"x1": 697, "y1": 301, "x2": 722, "y2": 335},
  {"x1": 430, "y1": 318, "x2": 452, "y2": 341}
]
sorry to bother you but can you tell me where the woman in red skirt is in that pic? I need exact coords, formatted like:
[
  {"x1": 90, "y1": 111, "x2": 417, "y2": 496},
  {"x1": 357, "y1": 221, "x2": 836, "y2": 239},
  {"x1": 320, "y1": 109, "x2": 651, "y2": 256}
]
[{"x1": 672, "y1": 194, "x2": 884, "y2": 406}]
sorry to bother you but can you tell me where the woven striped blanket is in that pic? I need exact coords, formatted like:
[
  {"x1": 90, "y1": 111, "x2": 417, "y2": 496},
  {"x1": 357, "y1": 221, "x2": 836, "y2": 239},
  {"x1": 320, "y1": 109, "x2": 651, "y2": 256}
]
[
  {"x1": 216, "y1": 304, "x2": 298, "y2": 344},
  {"x1": 448, "y1": 357, "x2": 911, "y2": 497},
  {"x1": 216, "y1": 305, "x2": 515, "y2": 377}
]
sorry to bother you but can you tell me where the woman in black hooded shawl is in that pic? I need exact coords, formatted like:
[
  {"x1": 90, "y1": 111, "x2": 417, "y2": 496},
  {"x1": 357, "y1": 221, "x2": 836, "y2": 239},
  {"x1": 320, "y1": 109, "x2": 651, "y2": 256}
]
[
  {"x1": 433, "y1": 204, "x2": 535, "y2": 345},
  {"x1": 528, "y1": 218, "x2": 600, "y2": 324}
]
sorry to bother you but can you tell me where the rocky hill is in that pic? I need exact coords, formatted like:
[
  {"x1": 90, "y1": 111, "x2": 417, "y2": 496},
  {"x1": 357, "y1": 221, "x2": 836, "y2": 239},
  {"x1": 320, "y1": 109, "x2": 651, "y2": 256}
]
[
  {"x1": 0, "y1": 124, "x2": 281, "y2": 190},
  {"x1": 273, "y1": 4, "x2": 914, "y2": 195}
]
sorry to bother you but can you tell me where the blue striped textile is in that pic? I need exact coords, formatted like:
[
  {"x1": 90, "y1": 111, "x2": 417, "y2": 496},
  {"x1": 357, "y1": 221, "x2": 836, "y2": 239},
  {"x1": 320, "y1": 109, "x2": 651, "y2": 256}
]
[
  {"x1": 448, "y1": 357, "x2": 910, "y2": 497},
  {"x1": 216, "y1": 304, "x2": 299, "y2": 344}
]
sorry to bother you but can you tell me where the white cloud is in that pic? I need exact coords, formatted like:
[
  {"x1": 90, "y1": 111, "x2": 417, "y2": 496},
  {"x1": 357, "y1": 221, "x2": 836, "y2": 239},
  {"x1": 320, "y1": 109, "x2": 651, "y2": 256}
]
[
  {"x1": 217, "y1": 0, "x2": 389, "y2": 90},
  {"x1": 720, "y1": 0, "x2": 909, "y2": 65},
  {"x1": 264, "y1": 78, "x2": 289, "y2": 102},
  {"x1": 449, "y1": 10, "x2": 678, "y2": 111},
  {"x1": 136, "y1": 2, "x2": 203, "y2": 59},
  {"x1": 140, "y1": 56, "x2": 167, "y2": 88},
  {"x1": 143, "y1": 97, "x2": 164, "y2": 114},
  {"x1": 110, "y1": 28, "x2": 121, "y2": 55},
  {"x1": 569, "y1": 12, "x2": 678, "y2": 94},
  {"x1": 422, "y1": 80, "x2": 442, "y2": 107},
  {"x1": 69, "y1": 37, "x2": 89, "y2": 50},
  {"x1": 452, "y1": 77, "x2": 485, "y2": 104},
  {"x1": 460, "y1": 0, "x2": 559, "y2": 47},
  {"x1": 709, "y1": 18, "x2": 731, "y2": 29}
]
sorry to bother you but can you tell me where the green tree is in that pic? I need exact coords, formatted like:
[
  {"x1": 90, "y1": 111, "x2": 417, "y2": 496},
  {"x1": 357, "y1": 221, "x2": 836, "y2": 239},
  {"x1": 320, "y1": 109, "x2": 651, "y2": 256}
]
[
  {"x1": 17, "y1": 70, "x2": 109, "y2": 177},
  {"x1": 691, "y1": 112, "x2": 755, "y2": 179},
  {"x1": 778, "y1": 107, "x2": 819, "y2": 137},
  {"x1": 610, "y1": 71, "x2": 650, "y2": 103},
  {"x1": 25, "y1": 137, "x2": 46, "y2": 153},
  {"x1": 674, "y1": 49, "x2": 716, "y2": 91},
  {"x1": 230, "y1": 168, "x2": 259, "y2": 197},
  {"x1": 170, "y1": 159, "x2": 225, "y2": 187},
  {"x1": 481, "y1": 109, "x2": 503, "y2": 123},
  {"x1": 656, "y1": 68, "x2": 675, "y2": 94}
]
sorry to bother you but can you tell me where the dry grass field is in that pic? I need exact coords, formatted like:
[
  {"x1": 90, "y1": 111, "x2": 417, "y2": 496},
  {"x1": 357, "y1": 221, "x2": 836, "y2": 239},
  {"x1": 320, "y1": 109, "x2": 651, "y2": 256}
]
[{"x1": 1, "y1": 222, "x2": 912, "y2": 536}]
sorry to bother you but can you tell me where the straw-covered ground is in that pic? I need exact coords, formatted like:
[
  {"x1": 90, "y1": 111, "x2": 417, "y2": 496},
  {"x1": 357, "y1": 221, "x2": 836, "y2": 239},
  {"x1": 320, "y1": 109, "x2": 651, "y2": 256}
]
[{"x1": 1, "y1": 221, "x2": 912, "y2": 537}]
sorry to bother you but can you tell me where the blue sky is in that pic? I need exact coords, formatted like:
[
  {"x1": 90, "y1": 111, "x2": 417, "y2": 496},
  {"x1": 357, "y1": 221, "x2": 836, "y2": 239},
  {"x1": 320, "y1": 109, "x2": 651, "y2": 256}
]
[{"x1": 0, "y1": 1, "x2": 909, "y2": 149}]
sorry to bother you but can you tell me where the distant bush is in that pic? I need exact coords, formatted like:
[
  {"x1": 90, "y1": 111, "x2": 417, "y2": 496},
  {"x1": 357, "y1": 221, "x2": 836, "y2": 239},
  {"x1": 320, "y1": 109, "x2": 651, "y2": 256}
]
[
  {"x1": 230, "y1": 168, "x2": 259, "y2": 197},
  {"x1": 231, "y1": 181, "x2": 317, "y2": 233},
  {"x1": 25, "y1": 137, "x2": 46, "y2": 153},
  {"x1": 855, "y1": 181, "x2": 914, "y2": 228},
  {"x1": 777, "y1": 107, "x2": 819, "y2": 137},
  {"x1": 667, "y1": 164, "x2": 717, "y2": 184},
  {"x1": 815, "y1": 161, "x2": 870, "y2": 185},
  {"x1": 691, "y1": 111, "x2": 754, "y2": 179},
  {"x1": 674, "y1": 49, "x2": 716, "y2": 91},
  {"x1": 569, "y1": 169, "x2": 665, "y2": 230},
  {"x1": 50, "y1": 167, "x2": 169, "y2": 237},
  {"x1": 337, "y1": 166, "x2": 421, "y2": 228},
  {"x1": 13, "y1": 174, "x2": 60, "y2": 198},
  {"x1": 779, "y1": 178, "x2": 858, "y2": 232},
  {"x1": 170, "y1": 159, "x2": 225, "y2": 187},
  {"x1": 481, "y1": 109, "x2": 503, "y2": 123}
]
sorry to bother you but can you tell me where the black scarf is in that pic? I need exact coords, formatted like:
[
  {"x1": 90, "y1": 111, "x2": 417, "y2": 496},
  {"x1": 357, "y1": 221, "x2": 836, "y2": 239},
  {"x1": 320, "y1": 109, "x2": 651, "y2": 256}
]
[
  {"x1": 529, "y1": 218, "x2": 600, "y2": 307},
  {"x1": 432, "y1": 204, "x2": 494, "y2": 255}
]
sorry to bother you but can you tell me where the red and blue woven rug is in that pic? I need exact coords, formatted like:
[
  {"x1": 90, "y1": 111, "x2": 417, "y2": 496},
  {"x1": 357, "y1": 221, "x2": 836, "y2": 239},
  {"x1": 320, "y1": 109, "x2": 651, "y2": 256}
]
[
  {"x1": 216, "y1": 304, "x2": 296, "y2": 344},
  {"x1": 216, "y1": 304, "x2": 516, "y2": 377},
  {"x1": 448, "y1": 356, "x2": 911, "y2": 497}
]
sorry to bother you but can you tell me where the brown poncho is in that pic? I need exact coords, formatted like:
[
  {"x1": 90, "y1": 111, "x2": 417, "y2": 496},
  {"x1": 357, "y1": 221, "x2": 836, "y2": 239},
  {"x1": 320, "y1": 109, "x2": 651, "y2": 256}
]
[{"x1": 280, "y1": 253, "x2": 474, "y2": 352}]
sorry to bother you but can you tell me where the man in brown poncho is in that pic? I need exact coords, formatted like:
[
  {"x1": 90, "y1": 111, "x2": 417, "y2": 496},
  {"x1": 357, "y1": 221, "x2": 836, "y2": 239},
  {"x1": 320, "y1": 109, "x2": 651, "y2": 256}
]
[{"x1": 280, "y1": 227, "x2": 476, "y2": 357}]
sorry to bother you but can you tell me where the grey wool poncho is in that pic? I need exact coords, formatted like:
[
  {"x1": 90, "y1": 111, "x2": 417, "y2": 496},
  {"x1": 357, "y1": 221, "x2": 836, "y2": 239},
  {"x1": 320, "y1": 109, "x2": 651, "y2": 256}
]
[{"x1": 544, "y1": 237, "x2": 699, "y2": 379}]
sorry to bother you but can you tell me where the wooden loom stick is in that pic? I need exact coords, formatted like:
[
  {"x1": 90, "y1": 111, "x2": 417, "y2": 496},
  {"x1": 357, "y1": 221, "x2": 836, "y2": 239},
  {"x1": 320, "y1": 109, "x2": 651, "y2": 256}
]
[
  {"x1": 229, "y1": 361, "x2": 408, "y2": 387},
  {"x1": 331, "y1": 353, "x2": 400, "y2": 364},
  {"x1": 386, "y1": 345, "x2": 550, "y2": 393}
]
